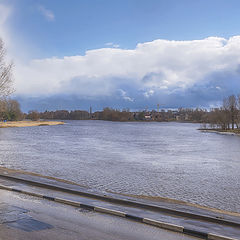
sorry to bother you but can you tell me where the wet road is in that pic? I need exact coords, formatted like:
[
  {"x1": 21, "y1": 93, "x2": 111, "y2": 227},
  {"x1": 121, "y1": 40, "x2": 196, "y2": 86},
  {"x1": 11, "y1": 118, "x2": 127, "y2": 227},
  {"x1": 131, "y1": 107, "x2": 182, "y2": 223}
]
[
  {"x1": 0, "y1": 189, "x2": 199, "y2": 240},
  {"x1": 0, "y1": 172, "x2": 239, "y2": 239}
]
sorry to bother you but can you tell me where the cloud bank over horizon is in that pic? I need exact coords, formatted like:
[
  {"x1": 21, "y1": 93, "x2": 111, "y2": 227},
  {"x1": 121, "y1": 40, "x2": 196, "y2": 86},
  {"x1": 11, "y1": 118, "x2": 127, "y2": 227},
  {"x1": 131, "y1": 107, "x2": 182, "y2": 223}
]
[
  {"x1": 14, "y1": 36, "x2": 240, "y2": 110},
  {"x1": 1, "y1": 2, "x2": 240, "y2": 111}
]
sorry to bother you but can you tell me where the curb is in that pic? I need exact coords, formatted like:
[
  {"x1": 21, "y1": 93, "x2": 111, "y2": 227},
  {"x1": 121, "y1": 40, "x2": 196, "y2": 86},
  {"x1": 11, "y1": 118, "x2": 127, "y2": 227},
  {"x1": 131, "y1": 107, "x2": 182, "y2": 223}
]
[
  {"x1": 0, "y1": 184, "x2": 237, "y2": 240},
  {"x1": 208, "y1": 234, "x2": 237, "y2": 240},
  {"x1": 0, "y1": 173, "x2": 239, "y2": 228}
]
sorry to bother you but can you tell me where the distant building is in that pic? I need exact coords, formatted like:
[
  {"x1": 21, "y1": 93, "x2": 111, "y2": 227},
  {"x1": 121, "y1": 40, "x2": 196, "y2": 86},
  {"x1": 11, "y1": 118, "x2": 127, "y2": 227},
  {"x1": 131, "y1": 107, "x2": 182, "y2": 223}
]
[{"x1": 144, "y1": 115, "x2": 151, "y2": 120}]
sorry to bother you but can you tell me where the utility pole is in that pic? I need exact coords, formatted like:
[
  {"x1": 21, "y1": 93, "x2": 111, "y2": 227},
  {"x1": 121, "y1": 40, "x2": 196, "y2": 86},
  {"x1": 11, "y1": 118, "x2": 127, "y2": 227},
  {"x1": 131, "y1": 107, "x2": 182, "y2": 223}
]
[
  {"x1": 89, "y1": 106, "x2": 92, "y2": 119},
  {"x1": 157, "y1": 104, "x2": 159, "y2": 113}
]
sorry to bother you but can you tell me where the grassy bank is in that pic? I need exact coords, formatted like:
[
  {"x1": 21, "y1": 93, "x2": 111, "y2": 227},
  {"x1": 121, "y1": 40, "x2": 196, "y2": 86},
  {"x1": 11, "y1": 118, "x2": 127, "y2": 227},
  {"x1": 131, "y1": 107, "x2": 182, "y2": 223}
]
[{"x1": 0, "y1": 120, "x2": 64, "y2": 128}]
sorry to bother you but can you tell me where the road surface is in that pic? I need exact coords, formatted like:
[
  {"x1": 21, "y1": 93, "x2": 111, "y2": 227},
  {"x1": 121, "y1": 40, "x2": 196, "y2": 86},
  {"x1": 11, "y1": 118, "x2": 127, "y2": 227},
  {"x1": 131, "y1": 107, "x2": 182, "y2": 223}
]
[{"x1": 0, "y1": 189, "x2": 199, "y2": 240}]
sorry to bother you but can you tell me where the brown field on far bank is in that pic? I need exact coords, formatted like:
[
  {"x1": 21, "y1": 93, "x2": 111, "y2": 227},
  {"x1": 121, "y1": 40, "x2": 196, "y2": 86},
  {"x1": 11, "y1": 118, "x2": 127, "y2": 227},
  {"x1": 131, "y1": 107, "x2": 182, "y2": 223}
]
[{"x1": 0, "y1": 120, "x2": 64, "y2": 128}]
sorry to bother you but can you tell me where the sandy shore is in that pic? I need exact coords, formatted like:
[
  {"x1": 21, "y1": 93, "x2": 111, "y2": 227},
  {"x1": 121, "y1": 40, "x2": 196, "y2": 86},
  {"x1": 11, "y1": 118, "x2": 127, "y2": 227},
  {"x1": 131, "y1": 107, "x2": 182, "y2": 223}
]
[{"x1": 0, "y1": 120, "x2": 64, "y2": 128}]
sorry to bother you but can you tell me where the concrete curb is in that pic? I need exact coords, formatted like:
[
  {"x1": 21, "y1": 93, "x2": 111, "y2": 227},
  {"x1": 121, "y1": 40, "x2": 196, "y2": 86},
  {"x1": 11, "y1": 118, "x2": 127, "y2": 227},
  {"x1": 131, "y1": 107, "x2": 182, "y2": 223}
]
[
  {"x1": 143, "y1": 218, "x2": 183, "y2": 232},
  {"x1": 94, "y1": 206, "x2": 126, "y2": 217},
  {"x1": 0, "y1": 184, "x2": 237, "y2": 240},
  {"x1": 208, "y1": 233, "x2": 237, "y2": 240},
  {"x1": 0, "y1": 173, "x2": 239, "y2": 228}
]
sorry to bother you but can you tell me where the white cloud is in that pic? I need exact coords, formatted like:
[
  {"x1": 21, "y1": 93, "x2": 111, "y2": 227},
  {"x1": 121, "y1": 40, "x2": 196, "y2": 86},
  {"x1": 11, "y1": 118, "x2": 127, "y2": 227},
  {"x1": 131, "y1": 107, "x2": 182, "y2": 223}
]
[
  {"x1": 38, "y1": 5, "x2": 55, "y2": 21},
  {"x1": 144, "y1": 89, "x2": 154, "y2": 98},
  {"x1": 118, "y1": 89, "x2": 134, "y2": 102},
  {"x1": 105, "y1": 42, "x2": 120, "y2": 48},
  {"x1": 0, "y1": 3, "x2": 12, "y2": 48},
  {"x1": 13, "y1": 36, "x2": 240, "y2": 99}
]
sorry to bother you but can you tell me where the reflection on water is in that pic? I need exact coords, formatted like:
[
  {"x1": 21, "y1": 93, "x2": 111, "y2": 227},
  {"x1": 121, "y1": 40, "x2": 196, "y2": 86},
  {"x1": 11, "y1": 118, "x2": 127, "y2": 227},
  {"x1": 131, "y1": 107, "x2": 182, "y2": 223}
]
[{"x1": 0, "y1": 121, "x2": 240, "y2": 212}]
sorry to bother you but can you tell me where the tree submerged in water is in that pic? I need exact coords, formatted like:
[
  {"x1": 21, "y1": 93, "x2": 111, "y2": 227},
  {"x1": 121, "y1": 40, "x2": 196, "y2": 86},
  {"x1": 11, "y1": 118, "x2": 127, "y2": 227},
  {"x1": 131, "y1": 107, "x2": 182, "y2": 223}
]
[{"x1": 206, "y1": 94, "x2": 240, "y2": 131}]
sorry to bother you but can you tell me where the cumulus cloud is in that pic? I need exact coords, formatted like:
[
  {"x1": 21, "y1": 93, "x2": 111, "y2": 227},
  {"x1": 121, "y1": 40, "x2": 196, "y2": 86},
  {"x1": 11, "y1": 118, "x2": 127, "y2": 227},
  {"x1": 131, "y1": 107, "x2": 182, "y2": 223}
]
[
  {"x1": 38, "y1": 5, "x2": 55, "y2": 21},
  {"x1": 14, "y1": 36, "x2": 240, "y2": 106}
]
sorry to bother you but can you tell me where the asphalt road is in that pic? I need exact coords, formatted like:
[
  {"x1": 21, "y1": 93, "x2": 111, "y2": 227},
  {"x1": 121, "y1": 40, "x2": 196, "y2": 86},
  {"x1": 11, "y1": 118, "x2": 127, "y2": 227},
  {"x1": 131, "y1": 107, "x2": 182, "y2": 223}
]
[{"x1": 0, "y1": 189, "x2": 200, "y2": 240}]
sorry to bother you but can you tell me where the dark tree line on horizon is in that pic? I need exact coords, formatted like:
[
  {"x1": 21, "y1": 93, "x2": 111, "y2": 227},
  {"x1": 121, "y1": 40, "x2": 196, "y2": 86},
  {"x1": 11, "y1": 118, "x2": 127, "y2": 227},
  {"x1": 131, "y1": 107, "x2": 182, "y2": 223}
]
[
  {"x1": 0, "y1": 94, "x2": 238, "y2": 127},
  {"x1": 27, "y1": 109, "x2": 90, "y2": 121},
  {"x1": 25, "y1": 95, "x2": 240, "y2": 130},
  {"x1": 25, "y1": 107, "x2": 210, "y2": 122}
]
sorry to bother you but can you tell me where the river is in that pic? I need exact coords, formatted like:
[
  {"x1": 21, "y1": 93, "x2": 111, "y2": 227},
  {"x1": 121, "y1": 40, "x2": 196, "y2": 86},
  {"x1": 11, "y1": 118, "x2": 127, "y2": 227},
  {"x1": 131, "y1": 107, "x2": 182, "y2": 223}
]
[{"x1": 0, "y1": 121, "x2": 239, "y2": 213}]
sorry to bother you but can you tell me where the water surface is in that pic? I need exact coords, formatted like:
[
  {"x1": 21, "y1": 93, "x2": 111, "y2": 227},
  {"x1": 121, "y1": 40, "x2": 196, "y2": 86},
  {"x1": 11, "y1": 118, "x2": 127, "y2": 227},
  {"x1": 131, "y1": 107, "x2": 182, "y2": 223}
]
[{"x1": 0, "y1": 121, "x2": 239, "y2": 212}]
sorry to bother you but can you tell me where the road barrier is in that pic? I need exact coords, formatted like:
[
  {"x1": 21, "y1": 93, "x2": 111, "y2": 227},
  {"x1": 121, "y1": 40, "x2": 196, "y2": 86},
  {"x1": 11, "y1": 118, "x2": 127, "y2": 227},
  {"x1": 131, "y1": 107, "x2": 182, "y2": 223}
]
[
  {"x1": 0, "y1": 172, "x2": 239, "y2": 228},
  {"x1": 0, "y1": 184, "x2": 237, "y2": 240}
]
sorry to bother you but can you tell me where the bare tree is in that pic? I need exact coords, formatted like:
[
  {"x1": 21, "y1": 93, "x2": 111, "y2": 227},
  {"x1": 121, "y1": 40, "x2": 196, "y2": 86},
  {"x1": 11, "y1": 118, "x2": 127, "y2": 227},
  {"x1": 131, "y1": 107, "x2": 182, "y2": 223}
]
[
  {"x1": 28, "y1": 110, "x2": 40, "y2": 121},
  {"x1": 6, "y1": 99, "x2": 22, "y2": 120},
  {"x1": 0, "y1": 38, "x2": 14, "y2": 97},
  {"x1": 237, "y1": 94, "x2": 240, "y2": 128},
  {"x1": 222, "y1": 96, "x2": 237, "y2": 130},
  {"x1": 227, "y1": 95, "x2": 237, "y2": 130}
]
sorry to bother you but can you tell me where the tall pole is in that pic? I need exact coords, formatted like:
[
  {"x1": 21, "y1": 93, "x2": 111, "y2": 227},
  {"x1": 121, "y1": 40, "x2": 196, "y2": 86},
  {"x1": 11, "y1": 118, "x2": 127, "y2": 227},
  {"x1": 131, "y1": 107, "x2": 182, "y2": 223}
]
[{"x1": 90, "y1": 106, "x2": 92, "y2": 119}]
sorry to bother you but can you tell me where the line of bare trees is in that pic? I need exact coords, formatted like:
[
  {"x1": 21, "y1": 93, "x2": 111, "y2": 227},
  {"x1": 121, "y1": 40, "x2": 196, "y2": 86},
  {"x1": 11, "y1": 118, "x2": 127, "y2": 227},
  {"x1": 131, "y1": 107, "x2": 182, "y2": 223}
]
[
  {"x1": 26, "y1": 110, "x2": 90, "y2": 121},
  {"x1": 207, "y1": 95, "x2": 240, "y2": 130}
]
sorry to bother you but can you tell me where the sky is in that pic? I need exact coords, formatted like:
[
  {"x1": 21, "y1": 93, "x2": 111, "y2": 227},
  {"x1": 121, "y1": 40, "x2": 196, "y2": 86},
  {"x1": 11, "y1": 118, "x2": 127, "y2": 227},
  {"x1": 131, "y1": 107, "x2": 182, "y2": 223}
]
[{"x1": 1, "y1": 0, "x2": 240, "y2": 112}]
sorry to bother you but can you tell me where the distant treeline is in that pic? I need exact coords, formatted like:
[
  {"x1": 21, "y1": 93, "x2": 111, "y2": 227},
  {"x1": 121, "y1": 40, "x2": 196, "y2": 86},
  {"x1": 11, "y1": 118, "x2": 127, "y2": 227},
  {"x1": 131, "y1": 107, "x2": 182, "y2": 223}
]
[
  {"x1": 0, "y1": 99, "x2": 22, "y2": 121},
  {"x1": 26, "y1": 107, "x2": 209, "y2": 122},
  {"x1": 93, "y1": 107, "x2": 208, "y2": 122},
  {"x1": 27, "y1": 110, "x2": 90, "y2": 121},
  {"x1": 25, "y1": 94, "x2": 240, "y2": 130}
]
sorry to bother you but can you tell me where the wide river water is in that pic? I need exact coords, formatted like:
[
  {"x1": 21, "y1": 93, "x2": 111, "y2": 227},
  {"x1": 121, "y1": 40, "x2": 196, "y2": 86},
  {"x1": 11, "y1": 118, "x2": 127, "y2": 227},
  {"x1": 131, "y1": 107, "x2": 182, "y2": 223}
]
[{"x1": 0, "y1": 121, "x2": 240, "y2": 212}]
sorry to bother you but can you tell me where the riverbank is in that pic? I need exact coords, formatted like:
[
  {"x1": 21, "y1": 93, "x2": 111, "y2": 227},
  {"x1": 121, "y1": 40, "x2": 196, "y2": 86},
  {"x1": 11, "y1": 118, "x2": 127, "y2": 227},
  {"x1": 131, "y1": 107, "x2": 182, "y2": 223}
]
[
  {"x1": 200, "y1": 128, "x2": 240, "y2": 136},
  {"x1": 0, "y1": 120, "x2": 64, "y2": 128},
  {"x1": 0, "y1": 166, "x2": 240, "y2": 240},
  {"x1": 0, "y1": 166, "x2": 240, "y2": 218}
]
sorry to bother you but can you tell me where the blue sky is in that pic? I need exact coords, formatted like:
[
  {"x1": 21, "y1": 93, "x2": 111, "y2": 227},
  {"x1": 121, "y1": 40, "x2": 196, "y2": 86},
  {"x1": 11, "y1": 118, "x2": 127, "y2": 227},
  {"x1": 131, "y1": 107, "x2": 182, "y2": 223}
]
[
  {"x1": 1, "y1": 0, "x2": 240, "y2": 111},
  {"x1": 10, "y1": 0, "x2": 240, "y2": 57}
]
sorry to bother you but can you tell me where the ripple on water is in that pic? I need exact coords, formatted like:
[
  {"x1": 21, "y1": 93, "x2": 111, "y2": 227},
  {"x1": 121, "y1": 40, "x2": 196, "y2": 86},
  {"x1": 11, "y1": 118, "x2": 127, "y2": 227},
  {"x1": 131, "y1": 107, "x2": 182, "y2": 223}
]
[{"x1": 0, "y1": 121, "x2": 240, "y2": 212}]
